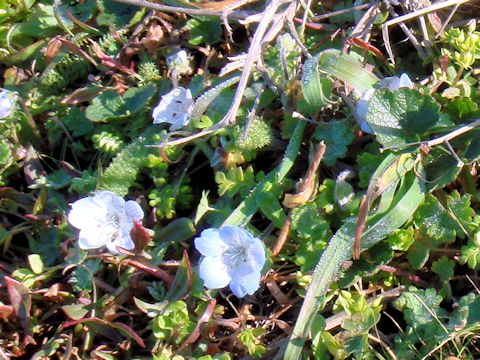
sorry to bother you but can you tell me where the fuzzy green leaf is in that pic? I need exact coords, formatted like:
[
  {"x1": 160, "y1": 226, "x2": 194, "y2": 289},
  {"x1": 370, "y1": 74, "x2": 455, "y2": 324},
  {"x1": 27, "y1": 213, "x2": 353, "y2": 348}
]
[{"x1": 366, "y1": 88, "x2": 440, "y2": 147}]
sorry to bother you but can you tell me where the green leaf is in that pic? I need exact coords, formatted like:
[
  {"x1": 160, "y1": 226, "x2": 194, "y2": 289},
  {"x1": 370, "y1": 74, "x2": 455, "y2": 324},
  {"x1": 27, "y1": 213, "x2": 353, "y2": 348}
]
[
  {"x1": 215, "y1": 166, "x2": 256, "y2": 198},
  {"x1": 0, "y1": 142, "x2": 11, "y2": 166},
  {"x1": 97, "y1": 0, "x2": 139, "y2": 27},
  {"x1": 387, "y1": 227, "x2": 415, "y2": 251},
  {"x1": 443, "y1": 96, "x2": 480, "y2": 123},
  {"x1": 291, "y1": 203, "x2": 332, "y2": 272},
  {"x1": 63, "y1": 107, "x2": 94, "y2": 137},
  {"x1": 85, "y1": 86, "x2": 156, "y2": 122},
  {"x1": 446, "y1": 190, "x2": 476, "y2": 237},
  {"x1": 186, "y1": 17, "x2": 222, "y2": 46},
  {"x1": 102, "y1": 128, "x2": 158, "y2": 196},
  {"x1": 301, "y1": 54, "x2": 333, "y2": 107},
  {"x1": 366, "y1": 88, "x2": 441, "y2": 147},
  {"x1": 62, "y1": 303, "x2": 89, "y2": 320},
  {"x1": 256, "y1": 191, "x2": 286, "y2": 229},
  {"x1": 222, "y1": 121, "x2": 306, "y2": 226},
  {"x1": 423, "y1": 147, "x2": 461, "y2": 191},
  {"x1": 312, "y1": 121, "x2": 354, "y2": 166},
  {"x1": 432, "y1": 256, "x2": 455, "y2": 297},
  {"x1": 408, "y1": 194, "x2": 460, "y2": 268},
  {"x1": 357, "y1": 151, "x2": 385, "y2": 188},
  {"x1": 393, "y1": 288, "x2": 443, "y2": 328},
  {"x1": 414, "y1": 194, "x2": 457, "y2": 243},
  {"x1": 286, "y1": 161, "x2": 425, "y2": 359},
  {"x1": 28, "y1": 254, "x2": 44, "y2": 275},
  {"x1": 69, "y1": 259, "x2": 102, "y2": 292},
  {"x1": 301, "y1": 48, "x2": 379, "y2": 107}
]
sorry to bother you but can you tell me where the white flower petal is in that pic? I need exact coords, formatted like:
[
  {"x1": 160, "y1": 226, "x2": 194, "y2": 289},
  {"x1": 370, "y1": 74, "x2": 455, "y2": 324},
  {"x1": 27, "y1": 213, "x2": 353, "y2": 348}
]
[
  {"x1": 125, "y1": 200, "x2": 144, "y2": 221},
  {"x1": 106, "y1": 236, "x2": 134, "y2": 255},
  {"x1": 0, "y1": 90, "x2": 13, "y2": 119},
  {"x1": 199, "y1": 256, "x2": 231, "y2": 289},
  {"x1": 194, "y1": 228, "x2": 229, "y2": 257},
  {"x1": 93, "y1": 190, "x2": 125, "y2": 209},
  {"x1": 152, "y1": 87, "x2": 193, "y2": 130},
  {"x1": 78, "y1": 225, "x2": 112, "y2": 249},
  {"x1": 229, "y1": 271, "x2": 261, "y2": 298},
  {"x1": 355, "y1": 88, "x2": 375, "y2": 134},
  {"x1": 398, "y1": 73, "x2": 413, "y2": 88},
  {"x1": 68, "y1": 197, "x2": 107, "y2": 230}
]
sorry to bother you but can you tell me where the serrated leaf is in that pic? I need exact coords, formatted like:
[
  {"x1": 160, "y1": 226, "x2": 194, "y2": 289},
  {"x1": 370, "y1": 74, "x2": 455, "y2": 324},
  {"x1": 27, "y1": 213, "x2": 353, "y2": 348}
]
[
  {"x1": 414, "y1": 194, "x2": 457, "y2": 242},
  {"x1": 393, "y1": 288, "x2": 443, "y2": 328},
  {"x1": 313, "y1": 121, "x2": 354, "y2": 166},
  {"x1": 431, "y1": 256, "x2": 455, "y2": 282},
  {"x1": 423, "y1": 147, "x2": 462, "y2": 191},
  {"x1": 366, "y1": 88, "x2": 440, "y2": 147},
  {"x1": 291, "y1": 203, "x2": 331, "y2": 272}
]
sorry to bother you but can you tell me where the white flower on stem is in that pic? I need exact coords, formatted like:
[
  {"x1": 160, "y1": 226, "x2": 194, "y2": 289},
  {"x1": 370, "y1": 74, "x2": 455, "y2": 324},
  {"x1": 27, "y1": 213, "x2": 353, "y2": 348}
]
[
  {"x1": 166, "y1": 50, "x2": 189, "y2": 76},
  {"x1": 0, "y1": 90, "x2": 14, "y2": 119},
  {"x1": 68, "y1": 190, "x2": 144, "y2": 255},
  {"x1": 356, "y1": 73, "x2": 414, "y2": 133},
  {"x1": 194, "y1": 226, "x2": 266, "y2": 298},
  {"x1": 152, "y1": 87, "x2": 193, "y2": 131}
]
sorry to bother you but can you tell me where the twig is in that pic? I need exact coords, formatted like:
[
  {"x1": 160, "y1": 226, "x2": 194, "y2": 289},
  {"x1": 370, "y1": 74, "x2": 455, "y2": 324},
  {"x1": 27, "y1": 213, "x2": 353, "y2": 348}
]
[
  {"x1": 324, "y1": 286, "x2": 406, "y2": 330},
  {"x1": 273, "y1": 142, "x2": 326, "y2": 256},
  {"x1": 381, "y1": 118, "x2": 480, "y2": 152},
  {"x1": 368, "y1": 334, "x2": 398, "y2": 360},
  {"x1": 435, "y1": 3, "x2": 461, "y2": 39},
  {"x1": 382, "y1": 0, "x2": 471, "y2": 63},
  {"x1": 272, "y1": 212, "x2": 292, "y2": 257},
  {"x1": 349, "y1": 1, "x2": 382, "y2": 40},
  {"x1": 112, "y1": 0, "x2": 254, "y2": 20},
  {"x1": 311, "y1": 3, "x2": 369, "y2": 21},
  {"x1": 220, "y1": 0, "x2": 295, "y2": 126}
]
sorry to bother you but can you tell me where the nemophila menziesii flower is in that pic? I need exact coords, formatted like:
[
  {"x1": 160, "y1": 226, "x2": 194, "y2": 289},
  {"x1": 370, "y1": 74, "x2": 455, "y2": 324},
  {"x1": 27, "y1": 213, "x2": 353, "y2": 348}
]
[
  {"x1": 355, "y1": 73, "x2": 414, "y2": 133},
  {"x1": 68, "y1": 191, "x2": 144, "y2": 255},
  {"x1": 152, "y1": 87, "x2": 193, "y2": 131},
  {"x1": 194, "y1": 226, "x2": 266, "y2": 298},
  {"x1": 0, "y1": 90, "x2": 14, "y2": 119}
]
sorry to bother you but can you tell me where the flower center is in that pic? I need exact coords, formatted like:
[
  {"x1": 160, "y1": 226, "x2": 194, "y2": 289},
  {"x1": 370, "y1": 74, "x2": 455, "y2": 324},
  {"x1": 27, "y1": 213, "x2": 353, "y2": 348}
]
[
  {"x1": 105, "y1": 212, "x2": 122, "y2": 240},
  {"x1": 223, "y1": 245, "x2": 249, "y2": 270}
]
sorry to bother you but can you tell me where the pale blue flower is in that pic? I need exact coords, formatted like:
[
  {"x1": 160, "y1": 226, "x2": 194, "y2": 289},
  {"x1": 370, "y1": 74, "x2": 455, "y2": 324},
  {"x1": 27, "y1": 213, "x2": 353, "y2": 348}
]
[
  {"x1": 152, "y1": 87, "x2": 193, "y2": 131},
  {"x1": 68, "y1": 190, "x2": 144, "y2": 254},
  {"x1": 356, "y1": 73, "x2": 413, "y2": 133},
  {"x1": 0, "y1": 90, "x2": 14, "y2": 119},
  {"x1": 194, "y1": 226, "x2": 266, "y2": 298}
]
